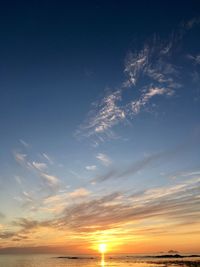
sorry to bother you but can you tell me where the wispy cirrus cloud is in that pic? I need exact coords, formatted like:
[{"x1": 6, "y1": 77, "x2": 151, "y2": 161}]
[
  {"x1": 169, "y1": 169, "x2": 200, "y2": 180},
  {"x1": 40, "y1": 173, "x2": 60, "y2": 188},
  {"x1": 42, "y1": 153, "x2": 54, "y2": 165},
  {"x1": 19, "y1": 139, "x2": 29, "y2": 148},
  {"x1": 13, "y1": 151, "x2": 60, "y2": 190},
  {"x1": 76, "y1": 43, "x2": 179, "y2": 142},
  {"x1": 76, "y1": 18, "x2": 200, "y2": 144},
  {"x1": 0, "y1": 231, "x2": 16, "y2": 239},
  {"x1": 85, "y1": 165, "x2": 97, "y2": 171},
  {"x1": 92, "y1": 142, "x2": 189, "y2": 183},
  {"x1": 96, "y1": 153, "x2": 112, "y2": 166},
  {"x1": 69, "y1": 188, "x2": 90, "y2": 198},
  {"x1": 77, "y1": 89, "x2": 126, "y2": 140},
  {"x1": 2, "y1": 177, "x2": 199, "y2": 244},
  {"x1": 128, "y1": 87, "x2": 173, "y2": 115},
  {"x1": 58, "y1": 178, "x2": 200, "y2": 233},
  {"x1": 32, "y1": 161, "x2": 47, "y2": 171},
  {"x1": 14, "y1": 152, "x2": 47, "y2": 172},
  {"x1": 14, "y1": 152, "x2": 29, "y2": 167},
  {"x1": 92, "y1": 152, "x2": 162, "y2": 183}
]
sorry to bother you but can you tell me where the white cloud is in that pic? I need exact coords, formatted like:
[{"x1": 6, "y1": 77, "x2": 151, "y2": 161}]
[
  {"x1": 96, "y1": 153, "x2": 112, "y2": 166},
  {"x1": 145, "y1": 87, "x2": 172, "y2": 97},
  {"x1": 14, "y1": 152, "x2": 48, "y2": 172},
  {"x1": 14, "y1": 152, "x2": 27, "y2": 165},
  {"x1": 22, "y1": 191, "x2": 33, "y2": 203},
  {"x1": 69, "y1": 188, "x2": 90, "y2": 198},
  {"x1": 13, "y1": 151, "x2": 34, "y2": 170},
  {"x1": 32, "y1": 161, "x2": 47, "y2": 171},
  {"x1": 77, "y1": 89, "x2": 126, "y2": 140},
  {"x1": 40, "y1": 173, "x2": 59, "y2": 188},
  {"x1": 42, "y1": 153, "x2": 53, "y2": 164},
  {"x1": 85, "y1": 165, "x2": 97, "y2": 171},
  {"x1": 13, "y1": 151, "x2": 60, "y2": 195},
  {"x1": 19, "y1": 139, "x2": 29, "y2": 148},
  {"x1": 130, "y1": 87, "x2": 173, "y2": 114},
  {"x1": 170, "y1": 170, "x2": 200, "y2": 179},
  {"x1": 124, "y1": 44, "x2": 181, "y2": 92},
  {"x1": 124, "y1": 47, "x2": 149, "y2": 86}
]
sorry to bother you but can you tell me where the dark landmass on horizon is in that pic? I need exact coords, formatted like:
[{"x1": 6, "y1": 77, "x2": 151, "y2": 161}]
[
  {"x1": 147, "y1": 260, "x2": 200, "y2": 267},
  {"x1": 57, "y1": 256, "x2": 95, "y2": 259},
  {"x1": 56, "y1": 254, "x2": 200, "y2": 259},
  {"x1": 148, "y1": 254, "x2": 200, "y2": 258}
]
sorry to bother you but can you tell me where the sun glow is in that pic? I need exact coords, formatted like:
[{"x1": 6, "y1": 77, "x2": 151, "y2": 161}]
[{"x1": 99, "y1": 243, "x2": 107, "y2": 253}]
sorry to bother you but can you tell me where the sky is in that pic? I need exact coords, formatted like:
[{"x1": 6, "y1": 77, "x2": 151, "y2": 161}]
[{"x1": 0, "y1": 0, "x2": 200, "y2": 254}]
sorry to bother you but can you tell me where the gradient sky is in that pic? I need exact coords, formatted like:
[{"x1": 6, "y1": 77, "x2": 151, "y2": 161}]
[{"x1": 0, "y1": 1, "x2": 200, "y2": 254}]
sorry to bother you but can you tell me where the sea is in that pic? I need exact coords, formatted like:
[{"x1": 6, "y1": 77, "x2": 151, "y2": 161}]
[{"x1": 0, "y1": 254, "x2": 199, "y2": 267}]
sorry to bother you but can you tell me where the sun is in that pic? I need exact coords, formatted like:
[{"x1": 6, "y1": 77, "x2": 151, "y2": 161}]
[{"x1": 99, "y1": 243, "x2": 107, "y2": 253}]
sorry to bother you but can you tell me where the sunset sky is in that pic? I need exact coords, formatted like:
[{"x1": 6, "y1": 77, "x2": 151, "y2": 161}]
[{"x1": 0, "y1": 1, "x2": 200, "y2": 254}]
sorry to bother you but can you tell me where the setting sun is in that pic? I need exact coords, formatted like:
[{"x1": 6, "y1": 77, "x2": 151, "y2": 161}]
[{"x1": 99, "y1": 243, "x2": 107, "y2": 254}]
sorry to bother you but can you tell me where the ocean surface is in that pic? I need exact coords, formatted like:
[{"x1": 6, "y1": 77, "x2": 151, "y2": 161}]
[{"x1": 0, "y1": 254, "x2": 199, "y2": 267}]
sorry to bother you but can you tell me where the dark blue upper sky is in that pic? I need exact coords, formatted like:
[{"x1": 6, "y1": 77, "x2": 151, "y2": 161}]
[{"x1": 0, "y1": 0, "x2": 200, "y2": 140}]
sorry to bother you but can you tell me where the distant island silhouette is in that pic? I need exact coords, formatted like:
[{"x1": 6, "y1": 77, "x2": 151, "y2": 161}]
[
  {"x1": 152, "y1": 254, "x2": 200, "y2": 258},
  {"x1": 168, "y1": 250, "x2": 179, "y2": 253}
]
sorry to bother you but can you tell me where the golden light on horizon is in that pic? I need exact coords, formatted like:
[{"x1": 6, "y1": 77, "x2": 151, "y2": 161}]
[{"x1": 99, "y1": 243, "x2": 107, "y2": 254}]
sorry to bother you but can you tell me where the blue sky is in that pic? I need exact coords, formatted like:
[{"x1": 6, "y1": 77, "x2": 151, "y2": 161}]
[{"x1": 0, "y1": 1, "x2": 200, "y2": 254}]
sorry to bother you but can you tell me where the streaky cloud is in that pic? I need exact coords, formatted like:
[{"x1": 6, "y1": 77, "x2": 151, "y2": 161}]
[
  {"x1": 42, "y1": 153, "x2": 54, "y2": 165},
  {"x1": 40, "y1": 173, "x2": 60, "y2": 188},
  {"x1": 96, "y1": 153, "x2": 112, "y2": 166},
  {"x1": 85, "y1": 165, "x2": 97, "y2": 171},
  {"x1": 92, "y1": 142, "x2": 190, "y2": 183},
  {"x1": 69, "y1": 188, "x2": 90, "y2": 198}
]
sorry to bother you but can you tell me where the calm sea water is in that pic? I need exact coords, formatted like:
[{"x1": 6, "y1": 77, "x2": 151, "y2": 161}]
[{"x1": 0, "y1": 254, "x2": 199, "y2": 267}]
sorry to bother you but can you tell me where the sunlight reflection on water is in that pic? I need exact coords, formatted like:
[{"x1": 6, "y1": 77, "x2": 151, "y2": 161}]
[{"x1": 101, "y1": 253, "x2": 105, "y2": 266}]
